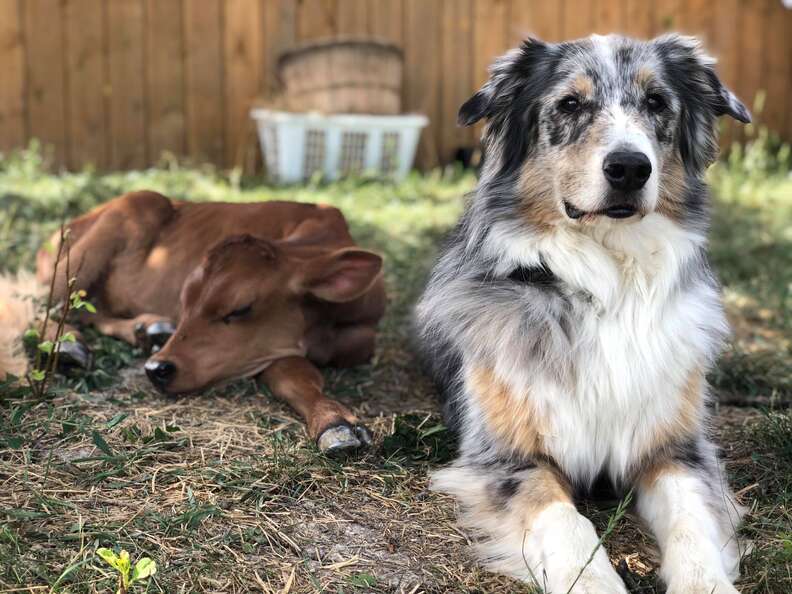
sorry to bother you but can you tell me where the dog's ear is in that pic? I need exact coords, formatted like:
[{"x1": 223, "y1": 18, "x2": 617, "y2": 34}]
[
  {"x1": 655, "y1": 34, "x2": 751, "y2": 171},
  {"x1": 707, "y1": 69, "x2": 751, "y2": 124},
  {"x1": 458, "y1": 38, "x2": 549, "y2": 127},
  {"x1": 656, "y1": 34, "x2": 750, "y2": 123}
]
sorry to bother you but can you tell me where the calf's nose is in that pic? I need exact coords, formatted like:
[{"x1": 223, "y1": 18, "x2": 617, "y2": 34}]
[
  {"x1": 603, "y1": 151, "x2": 652, "y2": 191},
  {"x1": 144, "y1": 359, "x2": 177, "y2": 390}
]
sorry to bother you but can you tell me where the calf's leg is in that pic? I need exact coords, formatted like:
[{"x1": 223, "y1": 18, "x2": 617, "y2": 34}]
[
  {"x1": 90, "y1": 313, "x2": 175, "y2": 352},
  {"x1": 258, "y1": 356, "x2": 371, "y2": 456}
]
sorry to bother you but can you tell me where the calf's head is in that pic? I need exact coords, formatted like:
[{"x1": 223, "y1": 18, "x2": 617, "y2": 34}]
[{"x1": 144, "y1": 234, "x2": 382, "y2": 394}]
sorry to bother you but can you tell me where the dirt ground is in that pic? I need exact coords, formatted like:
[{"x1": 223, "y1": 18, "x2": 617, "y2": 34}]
[{"x1": 0, "y1": 344, "x2": 773, "y2": 593}]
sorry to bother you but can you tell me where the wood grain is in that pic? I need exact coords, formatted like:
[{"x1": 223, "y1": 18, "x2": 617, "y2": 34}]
[
  {"x1": 107, "y1": 0, "x2": 146, "y2": 169},
  {"x1": 0, "y1": 0, "x2": 26, "y2": 152},
  {"x1": 25, "y1": 0, "x2": 67, "y2": 165},
  {"x1": 183, "y1": 0, "x2": 224, "y2": 164},
  {"x1": 146, "y1": 0, "x2": 185, "y2": 162},
  {"x1": 224, "y1": 0, "x2": 262, "y2": 168},
  {"x1": 65, "y1": 0, "x2": 107, "y2": 169}
]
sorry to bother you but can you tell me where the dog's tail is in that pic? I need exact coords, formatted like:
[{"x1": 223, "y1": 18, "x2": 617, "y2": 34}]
[{"x1": 0, "y1": 271, "x2": 44, "y2": 380}]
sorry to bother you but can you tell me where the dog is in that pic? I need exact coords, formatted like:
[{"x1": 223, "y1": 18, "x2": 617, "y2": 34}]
[
  {"x1": 415, "y1": 34, "x2": 751, "y2": 593},
  {"x1": 3, "y1": 193, "x2": 385, "y2": 455}
]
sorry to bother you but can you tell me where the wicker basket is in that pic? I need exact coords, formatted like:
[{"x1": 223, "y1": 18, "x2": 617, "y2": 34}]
[{"x1": 277, "y1": 38, "x2": 403, "y2": 115}]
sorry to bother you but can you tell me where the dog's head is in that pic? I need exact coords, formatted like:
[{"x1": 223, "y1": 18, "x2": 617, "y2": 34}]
[
  {"x1": 144, "y1": 234, "x2": 382, "y2": 394},
  {"x1": 461, "y1": 34, "x2": 750, "y2": 226}
]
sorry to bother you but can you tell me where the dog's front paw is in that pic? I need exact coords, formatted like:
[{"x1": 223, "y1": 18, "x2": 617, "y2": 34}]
[
  {"x1": 666, "y1": 575, "x2": 739, "y2": 594},
  {"x1": 555, "y1": 565, "x2": 629, "y2": 594}
]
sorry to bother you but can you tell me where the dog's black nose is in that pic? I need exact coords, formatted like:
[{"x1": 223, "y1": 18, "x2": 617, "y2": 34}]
[
  {"x1": 603, "y1": 151, "x2": 652, "y2": 191},
  {"x1": 144, "y1": 359, "x2": 176, "y2": 390}
]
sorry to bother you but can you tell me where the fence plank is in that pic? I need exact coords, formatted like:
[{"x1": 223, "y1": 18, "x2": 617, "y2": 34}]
[
  {"x1": 298, "y1": 0, "x2": 337, "y2": 41},
  {"x1": 713, "y1": 0, "x2": 740, "y2": 147},
  {"x1": 562, "y1": 0, "x2": 595, "y2": 40},
  {"x1": 471, "y1": 0, "x2": 508, "y2": 143},
  {"x1": 652, "y1": 0, "x2": 681, "y2": 33},
  {"x1": 64, "y1": 0, "x2": 106, "y2": 170},
  {"x1": 404, "y1": 0, "x2": 441, "y2": 168},
  {"x1": 737, "y1": 0, "x2": 767, "y2": 126},
  {"x1": 224, "y1": 0, "x2": 262, "y2": 168},
  {"x1": 594, "y1": 0, "x2": 626, "y2": 34},
  {"x1": 107, "y1": 0, "x2": 146, "y2": 169},
  {"x1": 440, "y1": 0, "x2": 473, "y2": 161},
  {"x1": 369, "y1": 0, "x2": 403, "y2": 45},
  {"x1": 623, "y1": 0, "x2": 652, "y2": 38},
  {"x1": 25, "y1": 0, "x2": 67, "y2": 165},
  {"x1": 510, "y1": 0, "x2": 562, "y2": 43},
  {"x1": 337, "y1": 0, "x2": 369, "y2": 35},
  {"x1": 262, "y1": 0, "x2": 297, "y2": 96},
  {"x1": 677, "y1": 0, "x2": 718, "y2": 53},
  {"x1": 0, "y1": 0, "x2": 26, "y2": 152},
  {"x1": 146, "y1": 0, "x2": 185, "y2": 163},
  {"x1": 763, "y1": 0, "x2": 791, "y2": 140},
  {"x1": 183, "y1": 0, "x2": 224, "y2": 164}
]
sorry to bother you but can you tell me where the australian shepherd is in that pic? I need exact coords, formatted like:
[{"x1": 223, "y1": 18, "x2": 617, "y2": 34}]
[{"x1": 415, "y1": 34, "x2": 751, "y2": 594}]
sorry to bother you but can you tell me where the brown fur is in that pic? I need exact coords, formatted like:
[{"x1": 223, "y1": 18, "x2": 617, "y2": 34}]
[
  {"x1": 517, "y1": 160, "x2": 564, "y2": 231},
  {"x1": 572, "y1": 74, "x2": 594, "y2": 97},
  {"x1": 636, "y1": 66, "x2": 656, "y2": 88},
  {"x1": 468, "y1": 366, "x2": 548, "y2": 458},
  {"x1": 508, "y1": 467, "x2": 573, "y2": 520},
  {"x1": 34, "y1": 191, "x2": 387, "y2": 440},
  {"x1": 637, "y1": 367, "x2": 705, "y2": 476},
  {"x1": 656, "y1": 153, "x2": 689, "y2": 222}
]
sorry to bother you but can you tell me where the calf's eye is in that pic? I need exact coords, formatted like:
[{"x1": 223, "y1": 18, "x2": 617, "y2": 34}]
[
  {"x1": 558, "y1": 96, "x2": 581, "y2": 114},
  {"x1": 222, "y1": 303, "x2": 253, "y2": 324}
]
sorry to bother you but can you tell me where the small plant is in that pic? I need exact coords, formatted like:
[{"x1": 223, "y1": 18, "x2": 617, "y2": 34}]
[
  {"x1": 96, "y1": 548, "x2": 157, "y2": 594},
  {"x1": 24, "y1": 224, "x2": 96, "y2": 398}
]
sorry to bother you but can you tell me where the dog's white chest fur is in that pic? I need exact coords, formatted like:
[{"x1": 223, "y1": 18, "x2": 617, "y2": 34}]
[{"x1": 487, "y1": 214, "x2": 726, "y2": 483}]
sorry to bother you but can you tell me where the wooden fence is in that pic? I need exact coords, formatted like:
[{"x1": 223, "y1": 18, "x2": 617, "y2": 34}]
[{"x1": 1, "y1": 0, "x2": 791, "y2": 171}]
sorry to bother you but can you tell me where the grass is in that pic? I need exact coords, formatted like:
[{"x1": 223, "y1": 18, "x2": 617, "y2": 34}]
[{"x1": 0, "y1": 136, "x2": 790, "y2": 593}]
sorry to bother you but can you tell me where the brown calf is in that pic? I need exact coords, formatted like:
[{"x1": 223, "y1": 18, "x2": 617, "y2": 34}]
[{"x1": 38, "y1": 191, "x2": 386, "y2": 455}]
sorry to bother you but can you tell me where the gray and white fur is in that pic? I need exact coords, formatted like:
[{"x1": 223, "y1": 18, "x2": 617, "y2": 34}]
[{"x1": 415, "y1": 34, "x2": 751, "y2": 594}]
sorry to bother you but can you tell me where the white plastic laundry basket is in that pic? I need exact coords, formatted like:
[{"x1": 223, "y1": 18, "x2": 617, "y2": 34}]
[{"x1": 250, "y1": 109, "x2": 428, "y2": 183}]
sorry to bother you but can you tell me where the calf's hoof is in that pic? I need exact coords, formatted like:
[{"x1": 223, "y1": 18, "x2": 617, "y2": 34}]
[
  {"x1": 56, "y1": 340, "x2": 91, "y2": 372},
  {"x1": 134, "y1": 320, "x2": 175, "y2": 354},
  {"x1": 316, "y1": 422, "x2": 373, "y2": 457}
]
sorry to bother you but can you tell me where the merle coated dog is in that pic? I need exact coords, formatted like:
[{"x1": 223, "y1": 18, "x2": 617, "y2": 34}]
[{"x1": 415, "y1": 34, "x2": 751, "y2": 594}]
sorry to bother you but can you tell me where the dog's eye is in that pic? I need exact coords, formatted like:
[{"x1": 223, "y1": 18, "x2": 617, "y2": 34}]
[
  {"x1": 222, "y1": 304, "x2": 253, "y2": 324},
  {"x1": 646, "y1": 93, "x2": 666, "y2": 113},
  {"x1": 558, "y1": 96, "x2": 581, "y2": 114}
]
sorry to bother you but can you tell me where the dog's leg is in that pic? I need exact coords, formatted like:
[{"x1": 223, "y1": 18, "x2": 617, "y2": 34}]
[
  {"x1": 432, "y1": 462, "x2": 628, "y2": 593},
  {"x1": 636, "y1": 447, "x2": 743, "y2": 594},
  {"x1": 258, "y1": 356, "x2": 372, "y2": 456}
]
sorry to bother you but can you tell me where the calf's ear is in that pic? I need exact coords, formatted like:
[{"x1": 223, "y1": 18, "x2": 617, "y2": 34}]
[{"x1": 293, "y1": 248, "x2": 382, "y2": 303}]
